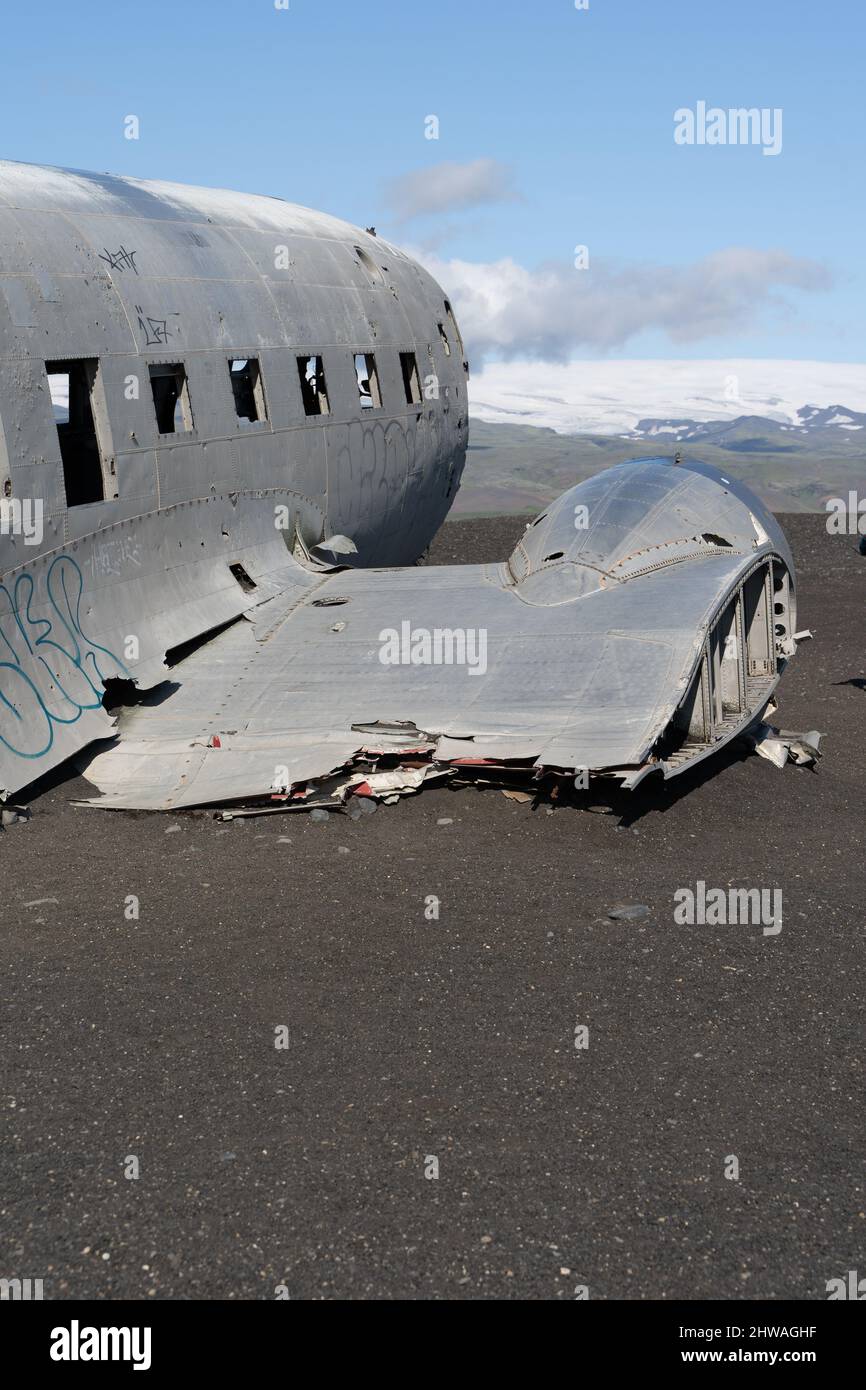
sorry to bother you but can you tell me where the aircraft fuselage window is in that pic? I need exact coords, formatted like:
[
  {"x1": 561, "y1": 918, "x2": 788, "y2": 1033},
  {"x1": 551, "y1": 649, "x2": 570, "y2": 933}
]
[
  {"x1": 437, "y1": 323, "x2": 451, "y2": 356},
  {"x1": 149, "y1": 363, "x2": 194, "y2": 434},
  {"x1": 46, "y1": 359, "x2": 106, "y2": 507},
  {"x1": 297, "y1": 355, "x2": 329, "y2": 416},
  {"x1": 354, "y1": 353, "x2": 381, "y2": 410},
  {"x1": 400, "y1": 352, "x2": 422, "y2": 405},
  {"x1": 229, "y1": 358, "x2": 267, "y2": 423}
]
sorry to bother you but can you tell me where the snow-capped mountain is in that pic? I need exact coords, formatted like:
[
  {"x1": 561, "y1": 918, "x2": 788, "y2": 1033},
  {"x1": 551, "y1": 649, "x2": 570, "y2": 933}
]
[
  {"x1": 624, "y1": 404, "x2": 866, "y2": 445},
  {"x1": 791, "y1": 405, "x2": 865, "y2": 431},
  {"x1": 468, "y1": 360, "x2": 866, "y2": 437}
]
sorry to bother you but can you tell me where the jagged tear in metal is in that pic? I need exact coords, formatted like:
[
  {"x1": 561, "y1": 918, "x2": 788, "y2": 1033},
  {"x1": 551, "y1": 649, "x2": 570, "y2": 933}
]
[
  {"x1": 77, "y1": 458, "x2": 806, "y2": 810},
  {"x1": 0, "y1": 162, "x2": 809, "y2": 813}
]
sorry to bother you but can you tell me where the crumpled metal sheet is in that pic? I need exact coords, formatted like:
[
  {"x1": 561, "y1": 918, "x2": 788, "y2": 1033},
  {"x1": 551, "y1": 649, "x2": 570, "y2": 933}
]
[
  {"x1": 743, "y1": 722, "x2": 823, "y2": 768},
  {"x1": 77, "y1": 554, "x2": 748, "y2": 809},
  {"x1": 77, "y1": 454, "x2": 802, "y2": 811}
]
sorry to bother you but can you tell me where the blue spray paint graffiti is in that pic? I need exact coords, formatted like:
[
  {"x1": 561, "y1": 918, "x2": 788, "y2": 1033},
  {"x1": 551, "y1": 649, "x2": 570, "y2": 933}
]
[{"x1": 0, "y1": 555, "x2": 127, "y2": 759}]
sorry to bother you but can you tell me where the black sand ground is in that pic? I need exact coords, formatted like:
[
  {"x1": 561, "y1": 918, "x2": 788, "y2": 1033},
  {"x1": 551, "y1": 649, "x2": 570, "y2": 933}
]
[{"x1": 1, "y1": 514, "x2": 863, "y2": 1300}]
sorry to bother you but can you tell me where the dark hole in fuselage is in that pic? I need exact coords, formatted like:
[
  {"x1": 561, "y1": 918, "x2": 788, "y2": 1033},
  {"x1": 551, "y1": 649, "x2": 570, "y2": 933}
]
[
  {"x1": 47, "y1": 360, "x2": 105, "y2": 507},
  {"x1": 229, "y1": 562, "x2": 257, "y2": 593}
]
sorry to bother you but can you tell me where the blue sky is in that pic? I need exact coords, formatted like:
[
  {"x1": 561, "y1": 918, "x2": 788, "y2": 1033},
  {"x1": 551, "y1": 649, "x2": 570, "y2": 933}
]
[{"x1": 1, "y1": 0, "x2": 863, "y2": 365}]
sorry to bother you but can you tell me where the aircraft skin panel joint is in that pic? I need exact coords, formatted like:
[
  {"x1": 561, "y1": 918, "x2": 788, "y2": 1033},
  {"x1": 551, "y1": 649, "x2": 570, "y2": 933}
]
[{"x1": 0, "y1": 161, "x2": 813, "y2": 811}]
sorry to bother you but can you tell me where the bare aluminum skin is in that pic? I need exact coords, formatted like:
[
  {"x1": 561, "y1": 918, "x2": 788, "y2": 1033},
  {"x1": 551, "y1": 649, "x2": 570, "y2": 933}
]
[
  {"x1": 0, "y1": 161, "x2": 803, "y2": 809},
  {"x1": 78, "y1": 457, "x2": 799, "y2": 809}
]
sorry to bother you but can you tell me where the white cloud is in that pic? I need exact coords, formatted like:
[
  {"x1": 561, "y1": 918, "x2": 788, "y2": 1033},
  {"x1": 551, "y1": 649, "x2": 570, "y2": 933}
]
[
  {"x1": 384, "y1": 158, "x2": 519, "y2": 222},
  {"x1": 466, "y1": 359, "x2": 866, "y2": 434},
  {"x1": 416, "y1": 247, "x2": 832, "y2": 360}
]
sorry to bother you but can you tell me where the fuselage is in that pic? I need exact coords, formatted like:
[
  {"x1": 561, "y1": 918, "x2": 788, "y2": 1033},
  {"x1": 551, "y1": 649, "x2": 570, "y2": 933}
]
[
  {"x1": 0, "y1": 161, "x2": 468, "y2": 794},
  {"x1": 0, "y1": 160, "x2": 468, "y2": 571}
]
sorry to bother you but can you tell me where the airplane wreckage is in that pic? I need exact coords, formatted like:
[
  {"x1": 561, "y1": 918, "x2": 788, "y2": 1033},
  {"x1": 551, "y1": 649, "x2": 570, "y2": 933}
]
[{"x1": 0, "y1": 160, "x2": 818, "y2": 819}]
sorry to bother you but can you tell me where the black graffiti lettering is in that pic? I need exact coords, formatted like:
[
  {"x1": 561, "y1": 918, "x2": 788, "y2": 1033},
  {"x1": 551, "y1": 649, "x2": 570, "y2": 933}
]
[
  {"x1": 99, "y1": 245, "x2": 139, "y2": 275},
  {"x1": 134, "y1": 305, "x2": 170, "y2": 347}
]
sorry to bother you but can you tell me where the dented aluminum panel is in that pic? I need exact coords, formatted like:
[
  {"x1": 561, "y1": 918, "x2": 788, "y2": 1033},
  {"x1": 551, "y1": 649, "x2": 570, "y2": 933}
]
[
  {"x1": 0, "y1": 160, "x2": 467, "y2": 799},
  {"x1": 0, "y1": 161, "x2": 808, "y2": 812},
  {"x1": 78, "y1": 457, "x2": 805, "y2": 810}
]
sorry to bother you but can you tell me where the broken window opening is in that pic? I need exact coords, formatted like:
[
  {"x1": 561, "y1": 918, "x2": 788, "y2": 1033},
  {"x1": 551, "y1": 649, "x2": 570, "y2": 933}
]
[
  {"x1": 149, "y1": 363, "x2": 194, "y2": 434},
  {"x1": 354, "y1": 353, "x2": 382, "y2": 410},
  {"x1": 46, "y1": 359, "x2": 106, "y2": 507},
  {"x1": 229, "y1": 358, "x2": 267, "y2": 424},
  {"x1": 297, "y1": 355, "x2": 329, "y2": 416},
  {"x1": 437, "y1": 323, "x2": 451, "y2": 356},
  {"x1": 400, "y1": 351, "x2": 422, "y2": 405},
  {"x1": 0, "y1": 413, "x2": 11, "y2": 500}
]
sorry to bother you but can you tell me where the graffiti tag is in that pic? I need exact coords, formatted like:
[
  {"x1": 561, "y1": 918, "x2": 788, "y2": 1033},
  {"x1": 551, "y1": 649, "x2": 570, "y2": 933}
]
[
  {"x1": 0, "y1": 556, "x2": 127, "y2": 759},
  {"x1": 90, "y1": 535, "x2": 142, "y2": 580},
  {"x1": 135, "y1": 305, "x2": 170, "y2": 347},
  {"x1": 99, "y1": 245, "x2": 139, "y2": 275}
]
